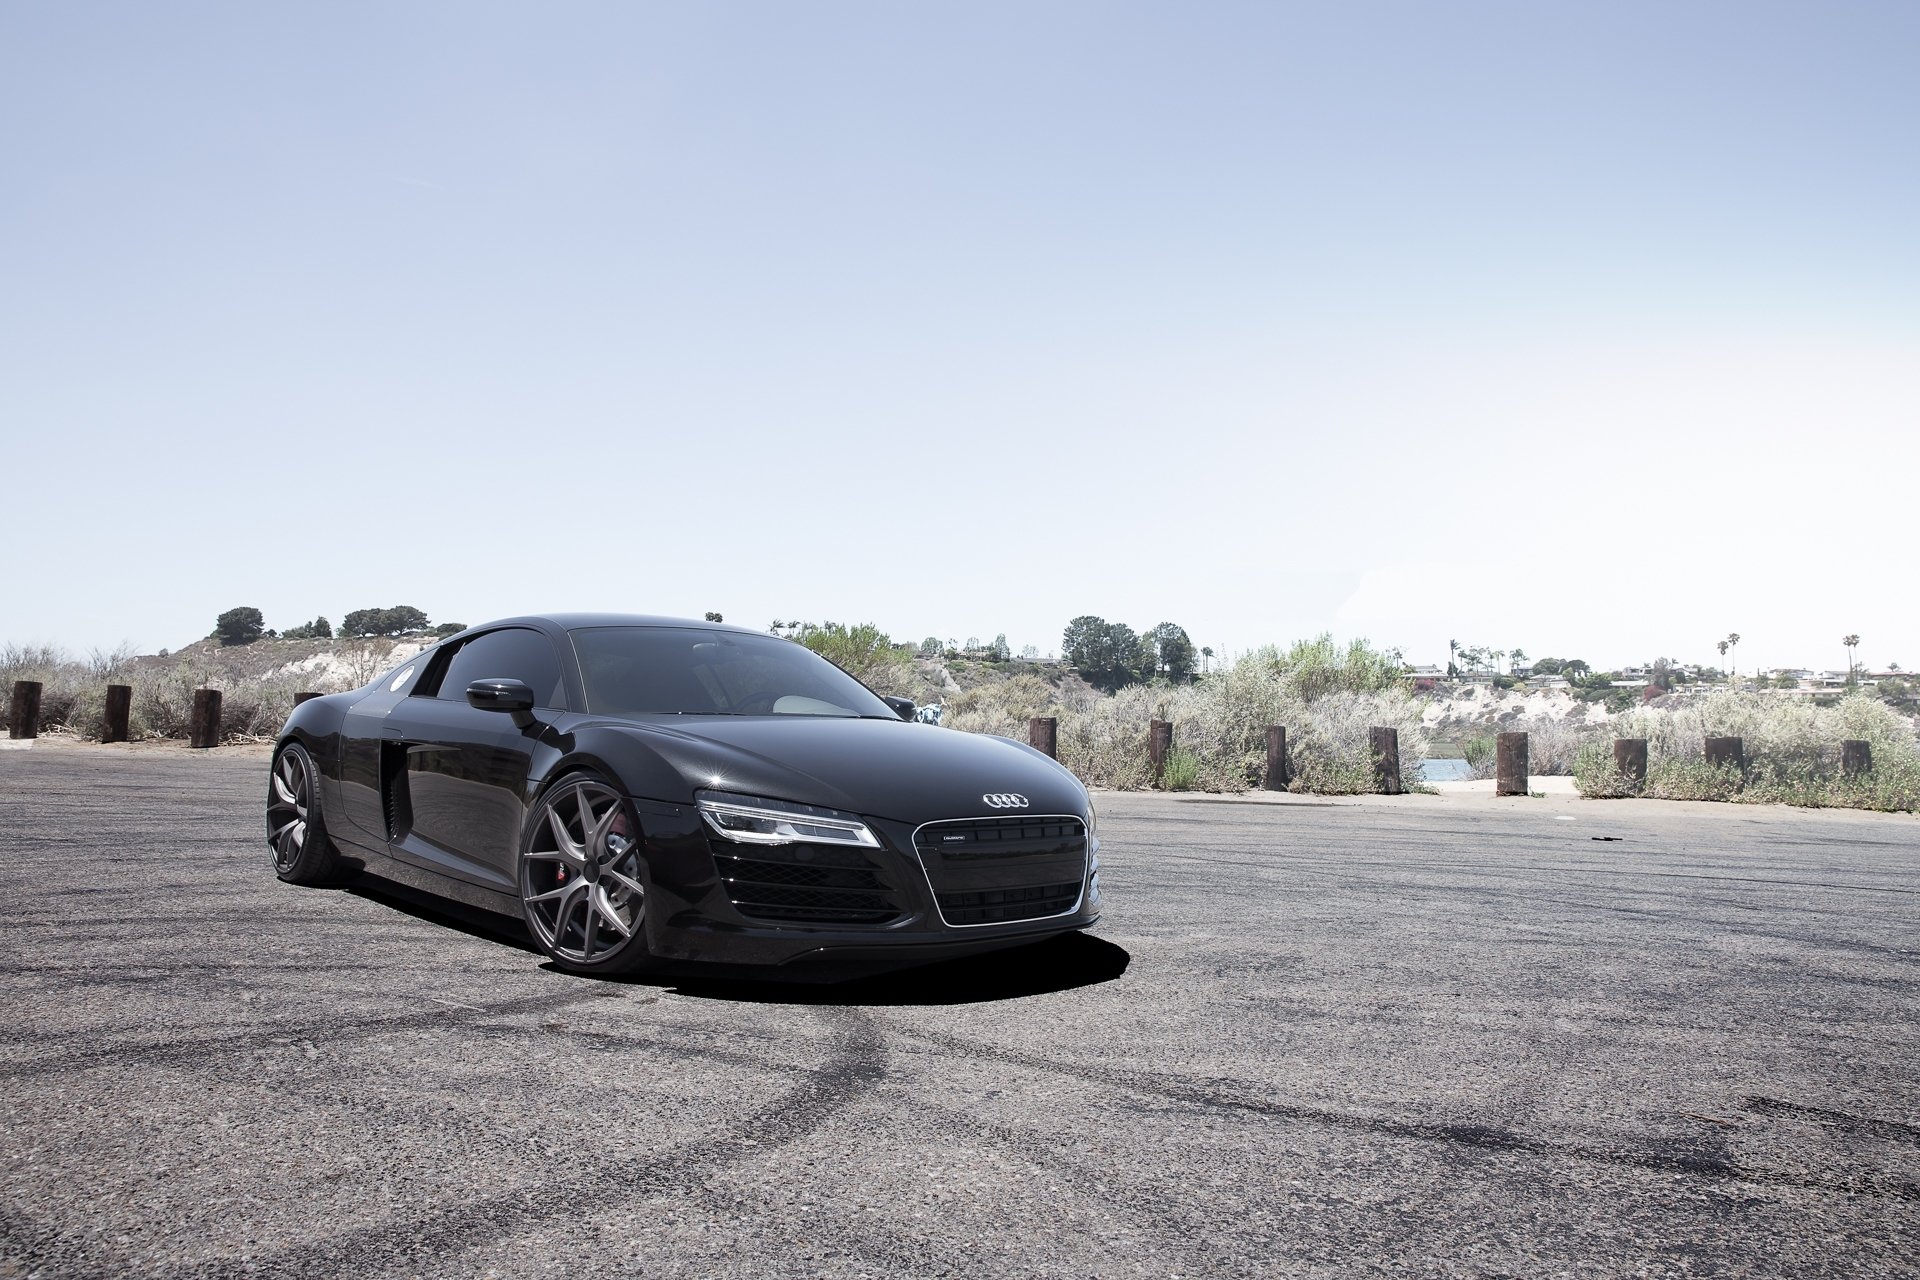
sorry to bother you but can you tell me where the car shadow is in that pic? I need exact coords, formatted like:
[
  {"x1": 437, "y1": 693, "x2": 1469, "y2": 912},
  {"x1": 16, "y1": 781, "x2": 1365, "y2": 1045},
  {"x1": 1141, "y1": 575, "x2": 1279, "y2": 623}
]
[
  {"x1": 662, "y1": 931, "x2": 1132, "y2": 1006},
  {"x1": 341, "y1": 876, "x2": 1128, "y2": 1006},
  {"x1": 344, "y1": 879, "x2": 543, "y2": 955}
]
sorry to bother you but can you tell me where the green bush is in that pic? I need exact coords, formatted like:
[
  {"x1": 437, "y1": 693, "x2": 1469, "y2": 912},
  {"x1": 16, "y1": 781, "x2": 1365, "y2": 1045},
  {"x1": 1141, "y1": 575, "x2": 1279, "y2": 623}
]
[
  {"x1": 1646, "y1": 758, "x2": 1744, "y2": 802},
  {"x1": 1572, "y1": 741, "x2": 1638, "y2": 798},
  {"x1": 1462, "y1": 734, "x2": 1496, "y2": 780},
  {"x1": 1161, "y1": 747, "x2": 1201, "y2": 791}
]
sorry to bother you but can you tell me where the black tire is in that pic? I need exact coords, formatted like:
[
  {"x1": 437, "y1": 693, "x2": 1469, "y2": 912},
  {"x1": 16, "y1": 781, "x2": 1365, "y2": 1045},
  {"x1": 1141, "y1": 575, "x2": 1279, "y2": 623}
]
[
  {"x1": 268, "y1": 741, "x2": 344, "y2": 885},
  {"x1": 518, "y1": 770, "x2": 657, "y2": 976}
]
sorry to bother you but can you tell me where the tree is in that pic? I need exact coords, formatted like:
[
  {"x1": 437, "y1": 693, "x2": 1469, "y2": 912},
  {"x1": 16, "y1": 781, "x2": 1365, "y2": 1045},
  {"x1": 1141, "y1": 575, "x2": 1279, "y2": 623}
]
[
  {"x1": 918, "y1": 637, "x2": 941, "y2": 658},
  {"x1": 1650, "y1": 657, "x2": 1676, "y2": 692},
  {"x1": 1725, "y1": 633, "x2": 1741, "y2": 684},
  {"x1": 1510, "y1": 648, "x2": 1528, "y2": 671},
  {"x1": 213, "y1": 607, "x2": 264, "y2": 646},
  {"x1": 1062, "y1": 616, "x2": 1143, "y2": 692},
  {"x1": 1145, "y1": 622, "x2": 1196, "y2": 683},
  {"x1": 342, "y1": 606, "x2": 431, "y2": 637},
  {"x1": 1020, "y1": 644, "x2": 1039, "y2": 660},
  {"x1": 989, "y1": 634, "x2": 1010, "y2": 662},
  {"x1": 1200, "y1": 645, "x2": 1214, "y2": 674},
  {"x1": 431, "y1": 621, "x2": 466, "y2": 637},
  {"x1": 1531, "y1": 657, "x2": 1565, "y2": 676},
  {"x1": 1843, "y1": 634, "x2": 1861, "y2": 681},
  {"x1": 705, "y1": 611, "x2": 724, "y2": 623},
  {"x1": 281, "y1": 616, "x2": 333, "y2": 640},
  {"x1": 787, "y1": 621, "x2": 908, "y2": 689}
]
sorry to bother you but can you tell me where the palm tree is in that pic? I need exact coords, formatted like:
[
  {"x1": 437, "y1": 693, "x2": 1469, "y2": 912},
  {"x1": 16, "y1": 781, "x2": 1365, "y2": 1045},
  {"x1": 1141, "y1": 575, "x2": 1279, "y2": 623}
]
[
  {"x1": 1510, "y1": 647, "x2": 1529, "y2": 671},
  {"x1": 1200, "y1": 645, "x2": 1214, "y2": 674},
  {"x1": 1843, "y1": 634, "x2": 1861, "y2": 682},
  {"x1": 1726, "y1": 633, "x2": 1741, "y2": 686}
]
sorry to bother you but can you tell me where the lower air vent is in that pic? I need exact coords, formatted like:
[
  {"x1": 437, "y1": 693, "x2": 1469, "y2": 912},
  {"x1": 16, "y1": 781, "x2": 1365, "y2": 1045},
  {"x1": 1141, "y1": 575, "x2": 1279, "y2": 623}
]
[
  {"x1": 713, "y1": 842, "x2": 905, "y2": 925},
  {"x1": 936, "y1": 880, "x2": 1084, "y2": 926}
]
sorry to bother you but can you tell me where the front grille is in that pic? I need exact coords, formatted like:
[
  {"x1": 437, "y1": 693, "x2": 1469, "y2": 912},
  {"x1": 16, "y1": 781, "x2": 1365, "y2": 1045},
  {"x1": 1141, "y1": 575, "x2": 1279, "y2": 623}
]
[
  {"x1": 937, "y1": 880, "x2": 1084, "y2": 925},
  {"x1": 915, "y1": 815, "x2": 1088, "y2": 928},
  {"x1": 915, "y1": 816, "x2": 1086, "y2": 856},
  {"x1": 713, "y1": 841, "x2": 906, "y2": 925}
]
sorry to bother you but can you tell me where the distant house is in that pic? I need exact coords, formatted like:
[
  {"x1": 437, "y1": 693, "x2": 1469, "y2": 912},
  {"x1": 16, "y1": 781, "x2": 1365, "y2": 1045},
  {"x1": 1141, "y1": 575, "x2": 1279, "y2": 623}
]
[
  {"x1": 1525, "y1": 674, "x2": 1570, "y2": 689},
  {"x1": 1404, "y1": 664, "x2": 1445, "y2": 692}
]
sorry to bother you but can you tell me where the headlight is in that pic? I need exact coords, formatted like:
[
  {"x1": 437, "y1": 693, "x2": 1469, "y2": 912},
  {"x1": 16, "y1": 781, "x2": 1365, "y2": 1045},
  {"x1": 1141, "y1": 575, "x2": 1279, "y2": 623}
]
[{"x1": 695, "y1": 790, "x2": 879, "y2": 848}]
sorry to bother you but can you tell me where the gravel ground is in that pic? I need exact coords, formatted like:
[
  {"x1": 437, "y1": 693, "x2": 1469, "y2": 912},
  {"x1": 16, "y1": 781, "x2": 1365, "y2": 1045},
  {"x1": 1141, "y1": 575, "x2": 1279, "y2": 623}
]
[{"x1": 2, "y1": 742, "x2": 1916, "y2": 1278}]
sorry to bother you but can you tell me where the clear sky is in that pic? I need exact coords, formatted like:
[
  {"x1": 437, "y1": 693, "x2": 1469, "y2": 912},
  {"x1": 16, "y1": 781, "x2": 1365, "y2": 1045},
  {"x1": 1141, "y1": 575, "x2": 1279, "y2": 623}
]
[{"x1": 4, "y1": 2, "x2": 1915, "y2": 675}]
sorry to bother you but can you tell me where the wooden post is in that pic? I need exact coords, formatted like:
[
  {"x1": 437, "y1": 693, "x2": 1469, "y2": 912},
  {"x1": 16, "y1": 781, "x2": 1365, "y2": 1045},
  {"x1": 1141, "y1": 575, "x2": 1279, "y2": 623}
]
[
  {"x1": 1842, "y1": 740, "x2": 1872, "y2": 777},
  {"x1": 294, "y1": 691, "x2": 322, "y2": 706},
  {"x1": 1370, "y1": 726, "x2": 1402, "y2": 795},
  {"x1": 102, "y1": 684, "x2": 132, "y2": 743},
  {"x1": 1148, "y1": 719, "x2": 1173, "y2": 787},
  {"x1": 1029, "y1": 716, "x2": 1057, "y2": 759},
  {"x1": 189, "y1": 689, "x2": 223, "y2": 749},
  {"x1": 1496, "y1": 731, "x2": 1529, "y2": 796},
  {"x1": 1613, "y1": 738, "x2": 1648, "y2": 785},
  {"x1": 1264, "y1": 726, "x2": 1289, "y2": 790},
  {"x1": 1704, "y1": 736, "x2": 1745, "y2": 772},
  {"x1": 9, "y1": 680, "x2": 42, "y2": 740}
]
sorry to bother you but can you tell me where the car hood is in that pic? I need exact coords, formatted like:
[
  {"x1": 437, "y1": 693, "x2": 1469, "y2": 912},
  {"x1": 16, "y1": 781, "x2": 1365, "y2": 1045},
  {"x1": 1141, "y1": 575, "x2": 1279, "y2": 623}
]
[{"x1": 604, "y1": 715, "x2": 1089, "y2": 824}]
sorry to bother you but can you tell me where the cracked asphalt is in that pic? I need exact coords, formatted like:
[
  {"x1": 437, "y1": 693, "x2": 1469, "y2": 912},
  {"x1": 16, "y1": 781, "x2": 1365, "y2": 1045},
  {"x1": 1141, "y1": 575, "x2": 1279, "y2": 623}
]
[{"x1": 2, "y1": 742, "x2": 1916, "y2": 1278}]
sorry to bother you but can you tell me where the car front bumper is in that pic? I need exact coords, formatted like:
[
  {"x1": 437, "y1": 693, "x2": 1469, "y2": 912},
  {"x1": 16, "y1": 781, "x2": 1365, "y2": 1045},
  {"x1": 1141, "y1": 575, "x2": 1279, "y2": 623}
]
[{"x1": 634, "y1": 800, "x2": 1102, "y2": 974}]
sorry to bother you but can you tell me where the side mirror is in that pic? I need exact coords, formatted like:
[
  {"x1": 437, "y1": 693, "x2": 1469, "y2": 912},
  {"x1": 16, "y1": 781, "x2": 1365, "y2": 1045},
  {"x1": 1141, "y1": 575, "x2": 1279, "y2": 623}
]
[
  {"x1": 467, "y1": 678, "x2": 537, "y2": 729},
  {"x1": 881, "y1": 695, "x2": 915, "y2": 722}
]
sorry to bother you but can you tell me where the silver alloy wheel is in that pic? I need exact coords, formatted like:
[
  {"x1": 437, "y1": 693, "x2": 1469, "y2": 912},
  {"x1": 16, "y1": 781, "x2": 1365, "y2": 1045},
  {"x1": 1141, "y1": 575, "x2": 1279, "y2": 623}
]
[
  {"x1": 521, "y1": 780, "x2": 645, "y2": 964},
  {"x1": 268, "y1": 749, "x2": 310, "y2": 873}
]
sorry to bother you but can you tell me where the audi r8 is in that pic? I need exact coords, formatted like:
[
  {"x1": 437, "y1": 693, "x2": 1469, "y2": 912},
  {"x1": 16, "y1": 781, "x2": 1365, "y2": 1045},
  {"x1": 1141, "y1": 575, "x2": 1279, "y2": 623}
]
[{"x1": 267, "y1": 615, "x2": 1101, "y2": 977}]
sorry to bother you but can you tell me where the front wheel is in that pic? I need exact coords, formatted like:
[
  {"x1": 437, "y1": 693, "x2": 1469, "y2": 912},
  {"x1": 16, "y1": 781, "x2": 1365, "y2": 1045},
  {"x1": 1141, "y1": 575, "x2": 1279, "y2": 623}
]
[
  {"x1": 268, "y1": 742, "x2": 344, "y2": 885},
  {"x1": 519, "y1": 773, "x2": 657, "y2": 976}
]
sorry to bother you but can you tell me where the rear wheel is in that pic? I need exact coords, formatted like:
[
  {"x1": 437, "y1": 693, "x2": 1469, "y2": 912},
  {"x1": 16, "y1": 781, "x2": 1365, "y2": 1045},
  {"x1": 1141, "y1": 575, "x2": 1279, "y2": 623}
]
[
  {"x1": 268, "y1": 742, "x2": 343, "y2": 885},
  {"x1": 519, "y1": 773, "x2": 656, "y2": 975}
]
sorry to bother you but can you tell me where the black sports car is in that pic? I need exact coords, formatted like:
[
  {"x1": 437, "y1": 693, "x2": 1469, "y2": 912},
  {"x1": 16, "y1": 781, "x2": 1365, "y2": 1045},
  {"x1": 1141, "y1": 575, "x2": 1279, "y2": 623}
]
[{"x1": 268, "y1": 615, "x2": 1101, "y2": 977}]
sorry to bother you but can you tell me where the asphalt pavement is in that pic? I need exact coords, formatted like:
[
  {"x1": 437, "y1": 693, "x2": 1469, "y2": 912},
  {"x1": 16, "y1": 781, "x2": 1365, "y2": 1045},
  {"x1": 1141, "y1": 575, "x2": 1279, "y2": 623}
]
[{"x1": 2, "y1": 741, "x2": 1916, "y2": 1278}]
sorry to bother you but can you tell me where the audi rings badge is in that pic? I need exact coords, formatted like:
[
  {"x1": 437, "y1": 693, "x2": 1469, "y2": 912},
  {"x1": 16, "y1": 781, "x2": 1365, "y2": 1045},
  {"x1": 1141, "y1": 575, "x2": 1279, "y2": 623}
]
[{"x1": 981, "y1": 793, "x2": 1029, "y2": 809}]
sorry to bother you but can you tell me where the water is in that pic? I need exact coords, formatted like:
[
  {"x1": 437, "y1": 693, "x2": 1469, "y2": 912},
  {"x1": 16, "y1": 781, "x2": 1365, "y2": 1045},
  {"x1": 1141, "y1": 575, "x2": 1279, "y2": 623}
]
[{"x1": 1421, "y1": 757, "x2": 1472, "y2": 782}]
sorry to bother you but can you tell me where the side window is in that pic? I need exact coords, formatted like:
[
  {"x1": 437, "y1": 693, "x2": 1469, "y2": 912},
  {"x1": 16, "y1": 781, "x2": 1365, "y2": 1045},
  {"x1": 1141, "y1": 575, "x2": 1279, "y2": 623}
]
[{"x1": 434, "y1": 628, "x2": 568, "y2": 709}]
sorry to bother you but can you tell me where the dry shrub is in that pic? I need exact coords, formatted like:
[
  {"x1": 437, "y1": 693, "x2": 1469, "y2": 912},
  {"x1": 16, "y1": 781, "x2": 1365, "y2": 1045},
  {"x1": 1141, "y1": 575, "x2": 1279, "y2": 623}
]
[
  {"x1": 1, "y1": 638, "x2": 407, "y2": 744},
  {"x1": 1575, "y1": 692, "x2": 1919, "y2": 811},
  {"x1": 942, "y1": 646, "x2": 1427, "y2": 794}
]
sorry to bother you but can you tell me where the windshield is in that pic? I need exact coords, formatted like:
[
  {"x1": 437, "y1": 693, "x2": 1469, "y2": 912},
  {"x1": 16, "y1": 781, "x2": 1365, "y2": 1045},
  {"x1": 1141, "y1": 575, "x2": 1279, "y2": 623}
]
[{"x1": 570, "y1": 627, "x2": 897, "y2": 719}]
